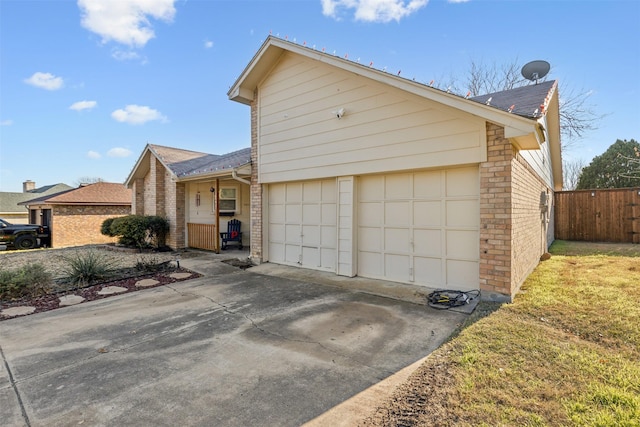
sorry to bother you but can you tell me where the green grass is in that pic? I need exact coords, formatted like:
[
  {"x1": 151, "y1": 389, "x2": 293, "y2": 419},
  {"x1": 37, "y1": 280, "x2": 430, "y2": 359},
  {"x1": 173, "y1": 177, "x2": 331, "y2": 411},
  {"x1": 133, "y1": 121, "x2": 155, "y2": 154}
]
[{"x1": 366, "y1": 241, "x2": 640, "y2": 426}]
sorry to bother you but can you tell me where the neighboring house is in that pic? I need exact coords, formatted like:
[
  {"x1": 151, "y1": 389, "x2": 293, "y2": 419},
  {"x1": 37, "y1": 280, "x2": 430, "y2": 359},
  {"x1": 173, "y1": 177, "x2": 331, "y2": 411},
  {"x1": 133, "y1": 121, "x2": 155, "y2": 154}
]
[
  {"x1": 19, "y1": 182, "x2": 132, "y2": 248},
  {"x1": 124, "y1": 144, "x2": 251, "y2": 251},
  {"x1": 228, "y1": 36, "x2": 562, "y2": 302},
  {"x1": 0, "y1": 181, "x2": 73, "y2": 224}
]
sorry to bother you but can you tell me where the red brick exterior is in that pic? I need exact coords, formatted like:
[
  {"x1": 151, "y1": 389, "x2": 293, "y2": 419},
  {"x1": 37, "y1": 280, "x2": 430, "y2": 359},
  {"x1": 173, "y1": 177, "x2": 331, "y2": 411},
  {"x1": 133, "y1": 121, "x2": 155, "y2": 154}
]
[
  {"x1": 479, "y1": 123, "x2": 552, "y2": 301},
  {"x1": 50, "y1": 205, "x2": 130, "y2": 248}
]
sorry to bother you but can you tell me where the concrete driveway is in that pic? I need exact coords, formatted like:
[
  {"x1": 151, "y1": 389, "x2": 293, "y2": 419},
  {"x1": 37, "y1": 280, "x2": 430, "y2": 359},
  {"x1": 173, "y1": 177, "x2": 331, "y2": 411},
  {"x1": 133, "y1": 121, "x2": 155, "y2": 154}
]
[{"x1": 0, "y1": 254, "x2": 469, "y2": 427}]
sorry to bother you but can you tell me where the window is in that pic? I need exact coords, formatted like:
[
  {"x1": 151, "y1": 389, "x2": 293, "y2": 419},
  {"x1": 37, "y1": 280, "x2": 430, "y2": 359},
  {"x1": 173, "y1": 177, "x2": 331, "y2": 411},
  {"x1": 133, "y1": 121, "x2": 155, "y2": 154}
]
[{"x1": 216, "y1": 188, "x2": 237, "y2": 213}]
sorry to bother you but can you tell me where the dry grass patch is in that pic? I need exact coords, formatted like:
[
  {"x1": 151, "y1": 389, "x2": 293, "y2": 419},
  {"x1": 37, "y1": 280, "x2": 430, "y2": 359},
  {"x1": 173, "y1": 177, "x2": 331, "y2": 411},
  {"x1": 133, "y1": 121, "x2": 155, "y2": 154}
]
[{"x1": 363, "y1": 241, "x2": 640, "y2": 426}]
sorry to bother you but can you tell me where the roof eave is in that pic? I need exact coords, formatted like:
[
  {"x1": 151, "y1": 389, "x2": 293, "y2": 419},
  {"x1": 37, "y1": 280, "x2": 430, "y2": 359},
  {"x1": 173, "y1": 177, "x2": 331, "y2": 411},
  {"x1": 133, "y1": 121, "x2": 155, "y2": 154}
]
[
  {"x1": 175, "y1": 161, "x2": 252, "y2": 183},
  {"x1": 228, "y1": 36, "x2": 542, "y2": 142}
]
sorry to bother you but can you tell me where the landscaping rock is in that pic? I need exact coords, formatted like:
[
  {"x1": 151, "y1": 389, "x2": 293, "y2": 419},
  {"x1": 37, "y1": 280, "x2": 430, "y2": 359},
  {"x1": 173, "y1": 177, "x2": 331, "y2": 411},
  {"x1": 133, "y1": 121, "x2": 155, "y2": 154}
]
[
  {"x1": 1, "y1": 306, "x2": 36, "y2": 317},
  {"x1": 97, "y1": 286, "x2": 128, "y2": 295},
  {"x1": 58, "y1": 295, "x2": 85, "y2": 306},
  {"x1": 136, "y1": 278, "x2": 160, "y2": 288}
]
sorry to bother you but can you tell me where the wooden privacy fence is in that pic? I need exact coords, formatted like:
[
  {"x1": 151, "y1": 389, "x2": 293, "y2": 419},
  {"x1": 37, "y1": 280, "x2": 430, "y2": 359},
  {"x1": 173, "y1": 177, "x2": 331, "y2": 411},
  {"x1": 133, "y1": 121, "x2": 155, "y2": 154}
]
[
  {"x1": 554, "y1": 188, "x2": 640, "y2": 243},
  {"x1": 187, "y1": 223, "x2": 218, "y2": 252}
]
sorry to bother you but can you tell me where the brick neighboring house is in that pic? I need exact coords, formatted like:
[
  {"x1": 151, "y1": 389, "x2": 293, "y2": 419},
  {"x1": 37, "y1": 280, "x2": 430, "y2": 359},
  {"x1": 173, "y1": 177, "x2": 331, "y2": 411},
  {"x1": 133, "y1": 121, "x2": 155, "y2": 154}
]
[
  {"x1": 0, "y1": 181, "x2": 73, "y2": 224},
  {"x1": 19, "y1": 182, "x2": 132, "y2": 248},
  {"x1": 125, "y1": 144, "x2": 251, "y2": 251},
  {"x1": 228, "y1": 36, "x2": 563, "y2": 302}
]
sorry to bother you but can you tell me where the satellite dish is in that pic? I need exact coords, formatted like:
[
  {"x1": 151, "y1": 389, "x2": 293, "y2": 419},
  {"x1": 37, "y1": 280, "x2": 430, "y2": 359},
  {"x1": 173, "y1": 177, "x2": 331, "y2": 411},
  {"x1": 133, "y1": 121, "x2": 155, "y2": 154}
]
[{"x1": 521, "y1": 60, "x2": 550, "y2": 83}]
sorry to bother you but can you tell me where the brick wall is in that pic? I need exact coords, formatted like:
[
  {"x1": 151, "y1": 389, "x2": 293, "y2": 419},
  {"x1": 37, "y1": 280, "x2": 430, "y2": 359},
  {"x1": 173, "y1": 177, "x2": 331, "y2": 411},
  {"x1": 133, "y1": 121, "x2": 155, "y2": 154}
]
[
  {"x1": 132, "y1": 178, "x2": 144, "y2": 215},
  {"x1": 250, "y1": 93, "x2": 263, "y2": 263},
  {"x1": 479, "y1": 123, "x2": 513, "y2": 301},
  {"x1": 479, "y1": 123, "x2": 552, "y2": 302},
  {"x1": 165, "y1": 181, "x2": 186, "y2": 249},
  {"x1": 511, "y1": 152, "x2": 551, "y2": 291},
  {"x1": 51, "y1": 205, "x2": 130, "y2": 248}
]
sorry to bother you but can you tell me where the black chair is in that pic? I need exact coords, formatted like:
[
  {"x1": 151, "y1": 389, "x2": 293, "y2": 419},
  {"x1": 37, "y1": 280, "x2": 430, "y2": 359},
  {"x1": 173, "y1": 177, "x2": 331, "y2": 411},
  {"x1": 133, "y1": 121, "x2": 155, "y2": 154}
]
[{"x1": 220, "y1": 219, "x2": 243, "y2": 250}]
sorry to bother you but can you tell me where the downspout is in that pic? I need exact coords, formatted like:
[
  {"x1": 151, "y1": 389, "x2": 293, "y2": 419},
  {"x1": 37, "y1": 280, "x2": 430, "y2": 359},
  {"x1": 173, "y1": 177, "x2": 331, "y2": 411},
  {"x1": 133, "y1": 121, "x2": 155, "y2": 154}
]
[{"x1": 232, "y1": 167, "x2": 251, "y2": 185}]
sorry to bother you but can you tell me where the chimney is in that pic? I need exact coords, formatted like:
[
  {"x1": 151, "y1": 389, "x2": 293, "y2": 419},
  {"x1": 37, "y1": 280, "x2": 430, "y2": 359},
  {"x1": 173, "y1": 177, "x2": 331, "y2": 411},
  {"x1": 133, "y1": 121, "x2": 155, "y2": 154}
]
[{"x1": 23, "y1": 180, "x2": 36, "y2": 192}]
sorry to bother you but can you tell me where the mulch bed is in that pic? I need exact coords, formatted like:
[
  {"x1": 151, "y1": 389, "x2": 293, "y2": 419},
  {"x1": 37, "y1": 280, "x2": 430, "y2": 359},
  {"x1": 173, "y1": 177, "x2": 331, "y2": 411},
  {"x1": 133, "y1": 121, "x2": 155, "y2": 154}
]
[{"x1": 0, "y1": 268, "x2": 201, "y2": 320}]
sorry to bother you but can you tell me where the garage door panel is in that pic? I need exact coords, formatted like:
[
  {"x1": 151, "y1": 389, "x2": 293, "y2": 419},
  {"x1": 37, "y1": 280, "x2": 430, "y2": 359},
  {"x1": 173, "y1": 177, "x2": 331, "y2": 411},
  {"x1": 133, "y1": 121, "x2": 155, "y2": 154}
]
[
  {"x1": 284, "y1": 224, "x2": 300, "y2": 244},
  {"x1": 385, "y1": 201, "x2": 410, "y2": 225},
  {"x1": 359, "y1": 251, "x2": 382, "y2": 276},
  {"x1": 321, "y1": 225, "x2": 337, "y2": 247},
  {"x1": 285, "y1": 244, "x2": 300, "y2": 264},
  {"x1": 302, "y1": 181, "x2": 321, "y2": 201},
  {"x1": 414, "y1": 257, "x2": 442, "y2": 284},
  {"x1": 269, "y1": 242, "x2": 285, "y2": 262},
  {"x1": 360, "y1": 176, "x2": 384, "y2": 199},
  {"x1": 302, "y1": 204, "x2": 321, "y2": 223},
  {"x1": 269, "y1": 224, "x2": 285, "y2": 242},
  {"x1": 384, "y1": 228, "x2": 409, "y2": 253},
  {"x1": 446, "y1": 230, "x2": 478, "y2": 259},
  {"x1": 414, "y1": 201, "x2": 441, "y2": 226},
  {"x1": 322, "y1": 203, "x2": 337, "y2": 225},
  {"x1": 446, "y1": 167, "x2": 479, "y2": 197},
  {"x1": 286, "y1": 205, "x2": 301, "y2": 223},
  {"x1": 385, "y1": 174, "x2": 411, "y2": 199},
  {"x1": 286, "y1": 184, "x2": 302, "y2": 202},
  {"x1": 321, "y1": 248, "x2": 336, "y2": 270},
  {"x1": 321, "y1": 181, "x2": 336, "y2": 200},
  {"x1": 269, "y1": 185, "x2": 286, "y2": 203},
  {"x1": 270, "y1": 205, "x2": 285, "y2": 223},
  {"x1": 359, "y1": 202, "x2": 382, "y2": 224},
  {"x1": 302, "y1": 225, "x2": 320, "y2": 246},
  {"x1": 359, "y1": 226, "x2": 381, "y2": 250},
  {"x1": 414, "y1": 171, "x2": 442, "y2": 198},
  {"x1": 413, "y1": 229, "x2": 441, "y2": 256},
  {"x1": 385, "y1": 254, "x2": 410, "y2": 281},
  {"x1": 446, "y1": 200, "x2": 479, "y2": 227}
]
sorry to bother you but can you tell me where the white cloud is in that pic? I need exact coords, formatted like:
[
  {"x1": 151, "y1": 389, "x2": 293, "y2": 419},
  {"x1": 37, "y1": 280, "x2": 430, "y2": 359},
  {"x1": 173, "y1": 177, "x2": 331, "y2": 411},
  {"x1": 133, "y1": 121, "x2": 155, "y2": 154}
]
[
  {"x1": 70, "y1": 100, "x2": 97, "y2": 111},
  {"x1": 0, "y1": 119, "x2": 13, "y2": 126},
  {"x1": 448, "y1": 0, "x2": 469, "y2": 3},
  {"x1": 87, "y1": 150, "x2": 102, "y2": 159},
  {"x1": 107, "y1": 147, "x2": 133, "y2": 158},
  {"x1": 112, "y1": 49, "x2": 141, "y2": 61},
  {"x1": 78, "y1": 0, "x2": 176, "y2": 48},
  {"x1": 322, "y1": 0, "x2": 428, "y2": 22},
  {"x1": 24, "y1": 72, "x2": 64, "y2": 90},
  {"x1": 111, "y1": 104, "x2": 167, "y2": 125},
  {"x1": 204, "y1": 39, "x2": 214, "y2": 49}
]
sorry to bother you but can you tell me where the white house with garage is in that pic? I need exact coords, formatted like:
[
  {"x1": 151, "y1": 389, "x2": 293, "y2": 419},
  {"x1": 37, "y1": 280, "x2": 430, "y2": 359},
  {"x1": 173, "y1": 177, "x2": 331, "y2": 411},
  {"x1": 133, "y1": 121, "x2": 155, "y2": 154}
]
[{"x1": 228, "y1": 36, "x2": 562, "y2": 302}]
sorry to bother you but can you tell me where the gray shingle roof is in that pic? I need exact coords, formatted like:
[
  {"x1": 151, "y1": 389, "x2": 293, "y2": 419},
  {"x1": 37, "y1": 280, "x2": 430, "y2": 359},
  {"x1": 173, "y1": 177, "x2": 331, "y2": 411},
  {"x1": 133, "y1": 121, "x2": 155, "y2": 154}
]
[
  {"x1": 470, "y1": 80, "x2": 557, "y2": 119},
  {"x1": 1, "y1": 183, "x2": 74, "y2": 212},
  {"x1": 148, "y1": 144, "x2": 251, "y2": 178}
]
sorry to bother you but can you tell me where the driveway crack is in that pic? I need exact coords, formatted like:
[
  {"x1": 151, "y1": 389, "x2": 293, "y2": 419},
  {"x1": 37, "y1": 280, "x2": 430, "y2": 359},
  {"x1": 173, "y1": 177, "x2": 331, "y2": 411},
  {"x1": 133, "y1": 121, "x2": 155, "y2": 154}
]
[{"x1": 0, "y1": 343, "x2": 31, "y2": 426}]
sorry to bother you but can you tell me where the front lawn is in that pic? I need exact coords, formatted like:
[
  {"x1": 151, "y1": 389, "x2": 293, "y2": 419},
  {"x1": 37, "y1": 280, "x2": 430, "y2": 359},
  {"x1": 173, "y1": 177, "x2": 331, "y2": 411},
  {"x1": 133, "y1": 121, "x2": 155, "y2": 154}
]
[{"x1": 364, "y1": 241, "x2": 640, "y2": 426}]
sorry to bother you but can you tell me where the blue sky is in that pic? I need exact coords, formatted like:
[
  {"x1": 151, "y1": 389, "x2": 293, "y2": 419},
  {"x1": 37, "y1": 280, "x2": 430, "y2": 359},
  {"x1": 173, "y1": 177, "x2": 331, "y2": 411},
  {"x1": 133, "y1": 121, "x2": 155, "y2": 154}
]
[{"x1": 1, "y1": 0, "x2": 638, "y2": 192}]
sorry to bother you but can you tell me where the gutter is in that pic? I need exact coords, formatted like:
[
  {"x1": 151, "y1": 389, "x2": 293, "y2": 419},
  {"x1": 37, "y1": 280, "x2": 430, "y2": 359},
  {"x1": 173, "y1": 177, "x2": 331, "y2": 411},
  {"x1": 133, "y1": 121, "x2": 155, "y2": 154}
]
[{"x1": 232, "y1": 167, "x2": 251, "y2": 185}]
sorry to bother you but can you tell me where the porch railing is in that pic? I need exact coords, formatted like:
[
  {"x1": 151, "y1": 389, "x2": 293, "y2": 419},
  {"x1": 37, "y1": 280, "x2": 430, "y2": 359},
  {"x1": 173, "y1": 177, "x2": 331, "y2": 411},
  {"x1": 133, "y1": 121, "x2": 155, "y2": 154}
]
[{"x1": 187, "y1": 223, "x2": 218, "y2": 252}]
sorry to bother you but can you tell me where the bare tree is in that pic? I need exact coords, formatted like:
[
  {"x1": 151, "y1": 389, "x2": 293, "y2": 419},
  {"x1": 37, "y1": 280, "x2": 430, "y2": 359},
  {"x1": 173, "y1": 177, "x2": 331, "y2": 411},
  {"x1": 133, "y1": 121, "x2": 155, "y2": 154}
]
[
  {"x1": 562, "y1": 158, "x2": 587, "y2": 190},
  {"x1": 466, "y1": 58, "x2": 522, "y2": 96},
  {"x1": 453, "y1": 58, "x2": 603, "y2": 151}
]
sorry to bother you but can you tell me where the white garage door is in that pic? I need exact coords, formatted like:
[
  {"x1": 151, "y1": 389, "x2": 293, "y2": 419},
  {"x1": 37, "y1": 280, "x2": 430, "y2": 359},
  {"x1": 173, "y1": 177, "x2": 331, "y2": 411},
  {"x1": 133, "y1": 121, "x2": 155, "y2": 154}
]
[
  {"x1": 358, "y1": 167, "x2": 479, "y2": 290},
  {"x1": 267, "y1": 180, "x2": 337, "y2": 271}
]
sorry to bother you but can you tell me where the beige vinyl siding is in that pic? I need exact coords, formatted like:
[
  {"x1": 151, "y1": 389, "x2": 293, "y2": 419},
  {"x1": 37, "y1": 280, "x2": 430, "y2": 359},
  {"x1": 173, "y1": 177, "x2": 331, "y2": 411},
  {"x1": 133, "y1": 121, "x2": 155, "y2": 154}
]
[{"x1": 257, "y1": 53, "x2": 487, "y2": 183}]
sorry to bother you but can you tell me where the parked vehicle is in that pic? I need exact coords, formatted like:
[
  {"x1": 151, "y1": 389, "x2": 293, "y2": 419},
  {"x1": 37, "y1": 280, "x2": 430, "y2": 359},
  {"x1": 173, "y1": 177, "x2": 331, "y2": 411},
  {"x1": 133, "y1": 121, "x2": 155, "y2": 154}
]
[{"x1": 0, "y1": 218, "x2": 50, "y2": 249}]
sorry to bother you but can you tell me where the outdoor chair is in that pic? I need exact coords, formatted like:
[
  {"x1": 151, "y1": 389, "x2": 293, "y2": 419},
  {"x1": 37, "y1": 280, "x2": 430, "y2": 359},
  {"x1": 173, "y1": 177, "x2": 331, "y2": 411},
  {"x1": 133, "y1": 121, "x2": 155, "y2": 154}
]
[{"x1": 220, "y1": 219, "x2": 243, "y2": 250}]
